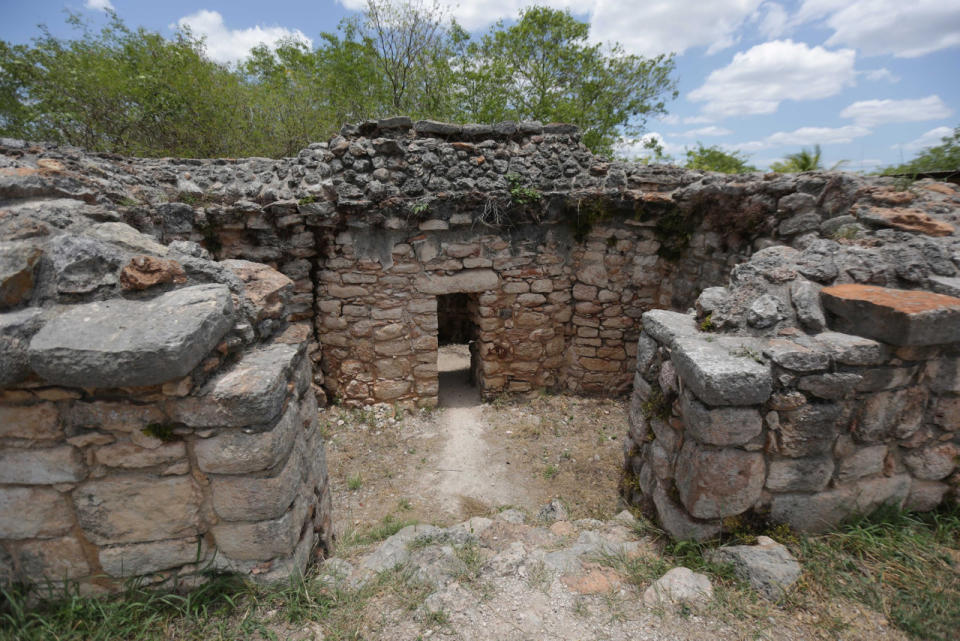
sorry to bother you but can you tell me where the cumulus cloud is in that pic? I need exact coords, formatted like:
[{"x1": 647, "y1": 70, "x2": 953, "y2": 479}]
[
  {"x1": 681, "y1": 126, "x2": 733, "y2": 137},
  {"x1": 735, "y1": 125, "x2": 871, "y2": 151},
  {"x1": 84, "y1": 0, "x2": 114, "y2": 10},
  {"x1": 340, "y1": 1, "x2": 765, "y2": 56},
  {"x1": 797, "y1": 0, "x2": 960, "y2": 57},
  {"x1": 897, "y1": 126, "x2": 955, "y2": 151},
  {"x1": 840, "y1": 95, "x2": 953, "y2": 127},
  {"x1": 174, "y1": 10, "x2": 312, "y2": 65},
  {"x1": 688, "y1": 40, "x2": 856, "y2": 119}
]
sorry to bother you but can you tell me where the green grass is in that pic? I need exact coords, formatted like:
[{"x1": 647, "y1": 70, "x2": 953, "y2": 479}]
[
  {"x1": 797, "y1": 504, "x2": 960, "y2": 641},
  {"x1": 1, "y1": 560, "x2": 434, "y2": 641},
  {"x1": 346, "y1": 473, "x2": 363, "y2": 491}
]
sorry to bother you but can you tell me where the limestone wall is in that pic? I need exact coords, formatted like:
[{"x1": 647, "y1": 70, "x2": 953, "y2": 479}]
[
  {"x1": 0, "y1": 193, "x2": 332, "y2": 591},
  {"x1": 624, "y1": 251, "x2": 960, "y2": 539}
]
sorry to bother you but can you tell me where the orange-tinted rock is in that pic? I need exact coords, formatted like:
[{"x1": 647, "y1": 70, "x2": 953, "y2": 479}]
[
  {"x1": 222, "y1": 259, "x2": 292, "y2": 321},
  {"x1": 856, "y1": 206, "x2": 954, "y2": 237},
  {"x1": 119, "y1": 255, "x2": 187, "y2": 290},
  {"x1": 868, "y1": 188, "x2": 915, "y2": 205},
  {"x1": 821, "y1": 284, "x2": 960, "y2": 346},
  {"x1": 922, "y1": 182, "x2": 956, "y2": 196}
]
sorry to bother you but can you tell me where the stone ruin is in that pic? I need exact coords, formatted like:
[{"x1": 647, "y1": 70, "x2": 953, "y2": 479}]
[{"x1": 1, "y1": 117, "x2": 958, "y2": 590}]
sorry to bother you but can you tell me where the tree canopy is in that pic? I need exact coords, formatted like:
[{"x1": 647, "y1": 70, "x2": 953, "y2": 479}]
[
  {"x1": 882, "y1": 126, "x2": 960, "y2": 175},
  {"x1": 683, "y1": 143, "x2": 756, "y2": 174},
  {"x1": 0, "y1": 3, "x2": 678, "y2": 158}
]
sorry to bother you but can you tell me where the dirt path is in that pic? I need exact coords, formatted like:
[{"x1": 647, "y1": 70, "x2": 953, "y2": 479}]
[{"x1": 430, "y1": 345, "x2": 528, "y2": 515}]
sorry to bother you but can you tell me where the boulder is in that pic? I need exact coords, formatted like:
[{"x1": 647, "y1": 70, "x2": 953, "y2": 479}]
[
  {"x1": 709, "y1": 536, "x2": 801, "y2": 600},
  {"x1": 643, "y1": 567, "x2": 713, "y2": 606}
]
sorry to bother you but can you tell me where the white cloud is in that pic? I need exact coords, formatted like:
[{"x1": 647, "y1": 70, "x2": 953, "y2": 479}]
[
  {"x1": 840, "y1": 95, "x2": 953, "y2": 127},
  {"x1": 84, "y1": 0, "x2": 114, "y2": 10},
  {"x1": 590, "y1": 0, "x2": 765, "y2": 56},
  {"x1": 681, "y1": 126, "x2": 733, "y2": 137},
  {"x1": 688, "y1": 40, "x2": 856, "y2": 119},
  {"x1": 755, "y1": 2, "x2": 789, "y2": 38},
  {"x1": 615, "y1": 132, "x2": 684, "y2": 160},
  {"x1": 735, "y1": 125, "x2": 872, "y2": 151},
  {"x1": 657, "y1": 114, "x2": 681, "y2": 125},
  {"x1": 864, "y1": 68, "x2": 899, "y2": 83},
  {"x1": 797, "y1": 0, "x2": 960, "y2": 57},
  {"x1": 897, "y1": 126, "x2": 955, "y2": 151},
  {"x1": 174, "y1": 10, "x2": 312, "y2": 65},
  {"x1": 340, "y1": 1, "x2": 765, "y2": 56}
]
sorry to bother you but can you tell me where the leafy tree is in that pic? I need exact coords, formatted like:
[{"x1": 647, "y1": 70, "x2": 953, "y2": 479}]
[
  {"x1": 684, "y1": 143, "x2": 756, "y2": 173},
  {"x1": 462, "y1": 7, "x2": 677, "y2": 155},
  {"x1": 882, "y1": 126, "x2": 960, "y2": 175},
  {"x1": 0, "y1": 12, "x2": 250, "y2": 157}
]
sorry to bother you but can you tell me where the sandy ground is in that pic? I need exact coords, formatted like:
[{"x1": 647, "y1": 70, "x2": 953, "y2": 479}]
[{"x1": 323, "y1": 345, "x2": 626, "y2": 535}]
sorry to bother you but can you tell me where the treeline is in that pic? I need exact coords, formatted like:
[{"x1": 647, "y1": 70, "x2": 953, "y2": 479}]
[{"x1": 0, "y1": 2, "x2": 677, "y2": 158}]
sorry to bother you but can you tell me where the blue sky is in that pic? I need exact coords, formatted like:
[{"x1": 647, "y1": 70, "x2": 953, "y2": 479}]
[{"x1": 2, "y1": 1, "x2": 959, "y2": 170}]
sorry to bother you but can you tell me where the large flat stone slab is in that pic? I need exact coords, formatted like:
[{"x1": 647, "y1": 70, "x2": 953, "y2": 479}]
[
  {"x1": 29, "y1": 284, "x2": 233, "y2": 388},
  {"x1": 671, "y1": 337, "x2": 772, "y2": 406},
  {"x1": 821, "y1": 284, "x2": 960, "y2": 346},
  {"x1": 413, "y1": 269, "x2": 498, "y2": 295},
  {"x1": 167, "y1": 342, "x2": 302, "y2": 428}
]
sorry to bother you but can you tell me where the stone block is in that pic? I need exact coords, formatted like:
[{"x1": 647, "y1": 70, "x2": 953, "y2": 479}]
[
  {"x1": 770, "y1": 474, "x2": 910, "y2": 532},
  {"x1": 99, "y1": 538, "x2": 202, "y2": 578},
  {"x1": 0, "y1": 487, "x2": 73, "y2": 539},
  {"x1": 68, "y1": 401, "x2": 167, "y2": 433},
  {"x1": 821, "y1": 284, "x2": 960, "y2": 346},
  {"x1": 812, "y1": 331, "x2": 885, "y2": 366},
  {"x1": 789, "y1": 279, "x2": 826, "y2": 332},
  {"x1": 211, "y1": 501, "x2": 303, "y2": 561},
  {"x1": 651, "y1": 483, "x2": 721, "y2": 542},
  {"x1": 73, "y1": 476, "x2": 202, "y2": 544},
  {"x1": 903, "y1": 442, "x2": 958, "y2": 480},
  {"x1": 413, "y1": 270, "x2": 498, "y2": 295},
  {"x1": 222, "y1": 259, "x2": 293, "y2": 322},
  {"x1": 926, "y1": 358, "x2": 960, "y2": 394},
  {"x1": 905, "y1": 479, "x2": 950, "y2": 512},
  {"x1": 679, "y1": 389, "x2": 762, "y2": 446},
  {"x1": 777, "y1": 403, "x2": 843, "y2": 457},
  {"x1": 211, "y1": 448, "x2": 304, "y2": 521},
  {"x1": 0, "y1": 403, "x2": 60, "y2": 440},
  {"x1": 675, "y1": 441, "x2": 765, "y2": 519},
  {"x1": 14, "y1": 536, "x2": 90, "y2": 581},
  {"x1": 835, "y1": 444, "x2": 887, "y2": 482},
  {"x1": 168, "y1": 343, "x2": 302, "y2": 428},
  {"x1": 0, "y1": 446, "x2": 85, "y2": 484},
  {"x1": 671, "y1": 337, "x2": 772, "y2": 406},
  {"x1": 933, "y1": 396, "x2": 960, "y2": 429},
  {"x1": 194, "y1": 401, "x2": 300, "y2": 474},
  {"x1": 94, "y1": 441, "x2": 186, "y2": 469},
  {"x1": 0, "y1": 241, "x2": 42, "y2": 310},
  {"x1": 640, "y1": 310, "x2": 698, "y2": 348},
  {"x1": 765, "y1": 456, "x2": 834, "y2": 492},
  {"x1": 0, "y1": 307, "x2": 44, "y2": 386},
  {"x1": 796, "y1": 373, "x2": 862, "y2": 400},
  {"x1": 29, "y1": 285, "x2": 234, "y2": 388},
  {"x1": 854, "y1": 387, "x2": 926, "y2": 443},
  {"x1": 762, "y1": 339, "x2": 830, "y2": 373}
]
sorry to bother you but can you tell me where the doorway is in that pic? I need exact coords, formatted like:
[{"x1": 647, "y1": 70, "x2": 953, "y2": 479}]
[{"x1": 436, "y1": 293, "x2": 479, "y2": 408}]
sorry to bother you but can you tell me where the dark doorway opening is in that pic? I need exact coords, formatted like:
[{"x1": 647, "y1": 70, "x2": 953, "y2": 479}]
[{"x1": 437, "y1": 293, "x2": 479, "y2": 408}]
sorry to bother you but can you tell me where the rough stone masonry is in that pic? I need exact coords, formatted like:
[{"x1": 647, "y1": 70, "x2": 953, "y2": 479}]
[{"x1": 2, "y1": 117, "x2": 959, "y2": 590}]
